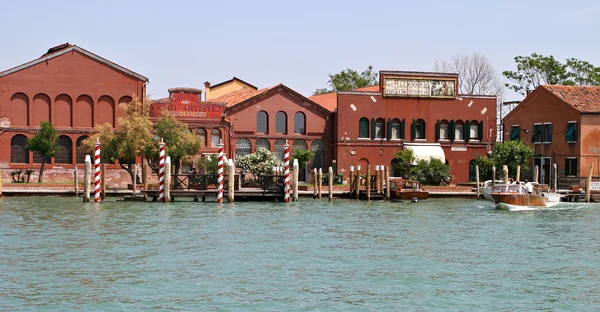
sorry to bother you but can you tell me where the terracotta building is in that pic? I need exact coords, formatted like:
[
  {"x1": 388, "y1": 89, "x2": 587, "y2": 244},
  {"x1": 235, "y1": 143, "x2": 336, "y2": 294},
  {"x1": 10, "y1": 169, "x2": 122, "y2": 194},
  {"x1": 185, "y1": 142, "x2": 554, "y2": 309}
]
[
  {"x1": 310, "y1": 70, "x2": 497, "y2": 183},
  {"x1": 0, "y1": 43, "x2": 148, "y2": 182},
  {"x1": 502, "y1": 85, "x2": 600, "y2": 186}
]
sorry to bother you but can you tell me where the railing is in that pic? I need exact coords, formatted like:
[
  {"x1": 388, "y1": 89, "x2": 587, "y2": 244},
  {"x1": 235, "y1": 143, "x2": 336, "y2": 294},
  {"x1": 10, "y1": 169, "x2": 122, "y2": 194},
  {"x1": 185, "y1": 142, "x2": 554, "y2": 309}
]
[
  {"x1": 259, "y1": 174, "x2": 285, "y2": 194},
  {"x1": 172, "y1": 174, "x2": 240, "y2": 191}
]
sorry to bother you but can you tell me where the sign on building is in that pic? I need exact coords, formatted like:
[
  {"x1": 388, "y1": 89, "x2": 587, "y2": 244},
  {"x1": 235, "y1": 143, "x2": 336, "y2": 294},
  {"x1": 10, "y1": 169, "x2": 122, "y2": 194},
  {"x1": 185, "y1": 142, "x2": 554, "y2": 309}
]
[{"x1": 383, "y1": 77, "x2": 456, "y2": 98}]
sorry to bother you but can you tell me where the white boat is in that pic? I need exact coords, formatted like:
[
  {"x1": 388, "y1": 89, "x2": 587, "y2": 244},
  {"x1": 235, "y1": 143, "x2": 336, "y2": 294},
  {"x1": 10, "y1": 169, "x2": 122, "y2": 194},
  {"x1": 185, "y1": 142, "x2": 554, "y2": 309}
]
[
  {"x1": 479, "y1": 180, "x2": 504, "y2": 200},
  {"x1": 480, "y1": 181, "x2": 563, "y2": 203}
]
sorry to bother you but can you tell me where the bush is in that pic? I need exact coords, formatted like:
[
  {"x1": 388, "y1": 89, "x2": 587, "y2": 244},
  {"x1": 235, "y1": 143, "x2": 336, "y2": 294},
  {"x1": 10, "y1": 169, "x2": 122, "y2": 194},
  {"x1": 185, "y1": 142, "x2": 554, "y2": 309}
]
[
  {"x1": 411, "y1": 158, "x2": 452, "y2": 186},
  {"x1": 473, "y1": 153, "x2": 496, "y2": 180},
  {"x1": 236, "y1": 148, "x2": 283, "y2": 181},
  {"x1": 196, "y1": 155, "x2": 219, "y2": 174}
]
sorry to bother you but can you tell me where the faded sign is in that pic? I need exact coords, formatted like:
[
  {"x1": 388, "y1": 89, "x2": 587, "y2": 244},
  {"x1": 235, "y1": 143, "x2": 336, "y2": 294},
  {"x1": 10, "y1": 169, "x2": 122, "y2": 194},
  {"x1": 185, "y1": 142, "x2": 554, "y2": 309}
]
[
  {"x1": 384, "y1": 77, "x2": 456, "y2": 98},
  {"x1": 451, "y1": 146, "x2": 467, "y2": 152},
  {"x1": 150, "y1": 93, "x2": 225, "y2": 119}
]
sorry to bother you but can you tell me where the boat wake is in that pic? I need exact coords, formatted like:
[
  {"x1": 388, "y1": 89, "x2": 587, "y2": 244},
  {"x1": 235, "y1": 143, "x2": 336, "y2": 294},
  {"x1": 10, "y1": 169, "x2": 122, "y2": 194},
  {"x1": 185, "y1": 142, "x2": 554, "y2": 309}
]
[{"x1": 496, "y1": 201, "x2": 600, "y2": 211}]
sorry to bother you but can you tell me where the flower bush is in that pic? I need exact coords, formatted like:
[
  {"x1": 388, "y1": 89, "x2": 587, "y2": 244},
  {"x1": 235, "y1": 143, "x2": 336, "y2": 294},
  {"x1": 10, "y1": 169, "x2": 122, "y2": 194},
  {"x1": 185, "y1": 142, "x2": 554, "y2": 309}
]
[{"x1": 236, "y1": 148, "x2": 283, "y2": 181}]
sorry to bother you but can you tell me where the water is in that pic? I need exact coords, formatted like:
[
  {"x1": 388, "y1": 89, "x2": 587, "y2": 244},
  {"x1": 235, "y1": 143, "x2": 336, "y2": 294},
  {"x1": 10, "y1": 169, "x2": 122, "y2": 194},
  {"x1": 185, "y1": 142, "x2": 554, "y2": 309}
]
[{"x1": 1, "y1": 197, "x2": 599, "y2": 311}]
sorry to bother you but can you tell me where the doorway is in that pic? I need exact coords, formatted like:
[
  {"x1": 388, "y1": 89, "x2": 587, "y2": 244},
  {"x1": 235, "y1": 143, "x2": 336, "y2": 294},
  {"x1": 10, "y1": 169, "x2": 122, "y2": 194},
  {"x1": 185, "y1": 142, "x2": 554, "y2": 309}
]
[{"x1": 533, "y1": 157, "x2": 551, "y2": 185}]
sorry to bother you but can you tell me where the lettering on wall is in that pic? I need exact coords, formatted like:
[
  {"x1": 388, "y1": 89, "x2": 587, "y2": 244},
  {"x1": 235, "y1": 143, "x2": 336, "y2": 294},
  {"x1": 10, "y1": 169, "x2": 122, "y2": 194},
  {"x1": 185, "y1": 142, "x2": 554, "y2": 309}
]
[
  {"x1": 150, "y1": 93, "x2": 225, "y2": 119},
  {"x1": 383, "y1": 77, "x2": 456, "y2": 98}
]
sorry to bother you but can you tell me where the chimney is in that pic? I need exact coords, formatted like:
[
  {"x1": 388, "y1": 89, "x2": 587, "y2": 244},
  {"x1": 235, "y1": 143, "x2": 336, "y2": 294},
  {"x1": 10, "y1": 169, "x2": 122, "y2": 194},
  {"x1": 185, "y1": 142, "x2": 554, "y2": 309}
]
[{"x1": 204, "y1": 81, "x2": 211, "y2": 101}]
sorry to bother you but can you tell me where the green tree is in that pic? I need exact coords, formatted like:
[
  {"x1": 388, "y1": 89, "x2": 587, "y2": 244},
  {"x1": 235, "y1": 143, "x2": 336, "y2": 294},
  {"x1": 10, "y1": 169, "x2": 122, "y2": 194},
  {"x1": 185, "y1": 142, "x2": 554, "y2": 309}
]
[
  {"x1": 411, "y1": 158, "x2": 452, "y2": 186},
  {"x1": 491, "y1": 140, "x2": 534, "y2": 178},
  {"x1": 473, "y1": 153, "x2": 496, "y2": 181},
  {"x1": 313, "y1": 65, "x2": 379, "y2": 95},
  {"x1": 392, "y1": 149, "x2": 416, "y2": 178},
  {"x1": 25, "y1": 122, "x2": 60, "y2": 183},
  {"x1": 503, "y1": 53, "x2": 600, "y2": 96},
  {"x1": 290, "y1": 149, "x2": 314, "y2": 171},
  {"x1": 196, "y1": 154, "x2": 218, "y2": 174},
  {"x1": 236, "y1": 148, "x2": 283, "y2": 181}
]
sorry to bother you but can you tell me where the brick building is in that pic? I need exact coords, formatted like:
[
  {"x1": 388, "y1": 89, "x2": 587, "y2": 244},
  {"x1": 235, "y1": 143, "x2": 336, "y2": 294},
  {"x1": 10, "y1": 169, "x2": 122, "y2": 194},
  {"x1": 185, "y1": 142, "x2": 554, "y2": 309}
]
[
  {"x1": 502, "y1": 85, "x2": 600, "y2": 186},
  {"x1": 311, "y1": 70, "x2": 497, "y2": 183},
  {"x1": 0, "y1": 43, "x2": 148, "y2": 183}
]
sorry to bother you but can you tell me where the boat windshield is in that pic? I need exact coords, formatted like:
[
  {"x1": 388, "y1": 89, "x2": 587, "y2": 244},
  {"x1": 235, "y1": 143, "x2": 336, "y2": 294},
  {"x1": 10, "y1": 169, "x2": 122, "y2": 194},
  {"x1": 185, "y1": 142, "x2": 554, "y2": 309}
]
[{"x1": 491, "y1": 184, "x2": 526, "y2": 193}]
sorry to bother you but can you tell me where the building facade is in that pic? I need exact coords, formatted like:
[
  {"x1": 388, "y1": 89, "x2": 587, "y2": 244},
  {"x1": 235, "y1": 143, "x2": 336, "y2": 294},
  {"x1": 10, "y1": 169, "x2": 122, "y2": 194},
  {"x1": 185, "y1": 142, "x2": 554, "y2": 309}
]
[{"x1": 502, "y1": 85, "x2": 600, "y2": 186}]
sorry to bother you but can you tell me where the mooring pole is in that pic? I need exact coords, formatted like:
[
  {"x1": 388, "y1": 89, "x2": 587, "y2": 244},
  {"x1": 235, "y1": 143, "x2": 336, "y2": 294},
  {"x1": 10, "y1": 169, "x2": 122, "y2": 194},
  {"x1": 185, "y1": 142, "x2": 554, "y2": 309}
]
[
  {"x1": 283, "y1": 141, "x2": 291, "y2": 203},
  {"x1": 158, "y1": 139, "x2": 166, "y2": 202},
  {"x1": 475, "y1": 165, "x2": 480, "y2": 199},
  {"x1": 503, "y1": 165, "x2": 509, "y2": 184},
  {"x1": 94, "y1": 138, "x2": 101, "y2": 202},
  {"x1": 101, "y1": 164, "x2": 106, "y2": 200},
  {"x1": 553, "y1": 163, "x2": 558, "y2": 192},
  {"x1": 313, "y1": 168, "x2": 318, "y2": 198},
  {"x1": 328, "y1": 166, "x2": 333, "y2": 202},
  {"x1": 379, "y1": 165, "x2": 385, "y2": 194},
  {"x1": 492, "y1": 166, "x2": 496, "y2": 186},
  {"x1": 293, "y1": 159, "x2": 299, "y2": 202},
  {"x1": 132, "y1": 163, "x2": 137, "y2": 195},
  {"x1": 534, "y1": 165, "x2": 539, "y2": 183},
  {"x1": 375, "y1": 165, "x2": 380, "y2": 194},
  {"x1": 83, "y1": 155, "x2": 91, "y2": 203},
  {"x1": 228, "y1": 159, "x2": 235, "y2": 203},
  {"x1": 355, "y1": 165, "x2": 361, "y2": 200},
  {"x1": 74, "y1": 166, "x2": 79, "y2": 197},
  {"x1": 165, "y1": 156, "x2": 171, "y2": 202},
  {"x1": 317, "y1": 168, "x2": 323, "y2": 199},
  {"x1": 385, "y1": 165, "x2": 390, "y2": 200},
  {"x1": 516, "y1": 165, "x2": 521, "y2": 182},
  {"x1": 349, "y1": 166, "x2": 354, "y2": 197},
  {"x1": 586, "y1": 164, "x2": 593, "y2": 203},
  {"x1": 366, "y1": 165, "x2": 371, "y2": 201}
]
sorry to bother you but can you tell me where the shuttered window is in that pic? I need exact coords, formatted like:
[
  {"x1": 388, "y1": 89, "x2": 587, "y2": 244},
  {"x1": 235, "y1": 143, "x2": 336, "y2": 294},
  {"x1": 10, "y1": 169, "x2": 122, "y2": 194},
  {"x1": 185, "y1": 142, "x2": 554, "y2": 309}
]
[
  {"x1": 510, "y1": 125, "x2": 520, "y2": 141},
  {"x1": 566, "y1": 122, "x2": 577, "y2": 142},
  {"x1": 543, "y1": 123, "x2": 552, "y2": 143},
  {"x1": 532, "y1": 124, "x2": 543, "y2": 143},
  {"x1": 358, "y1": 118, "x2": 369, "y2": 138},
  {"x1": 565, "y1": 158, "x2": 577, "y2": 176}
]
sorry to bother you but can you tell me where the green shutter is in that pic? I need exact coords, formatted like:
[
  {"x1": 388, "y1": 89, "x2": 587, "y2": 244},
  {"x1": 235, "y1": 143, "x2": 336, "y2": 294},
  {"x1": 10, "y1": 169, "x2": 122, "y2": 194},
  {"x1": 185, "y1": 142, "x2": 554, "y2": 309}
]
[
  {"x1": 400, "y1": 119, "x2": 405, "y2": 139},
  {"x1": 422, "y1": 119, "x2": 426, "y2": 140},
  {"x1": 411, "y1": 119, "x2": 416, "y2": 141},
  {"x1": 450, "y1": 120, "x2": 456, "y2": 141},
  {"x1": 510, "y1": 126, "x2": 519, "y2": 141},
  {"x1": 465, "y1": 120, "x2": 471, "y2": 142},
  {"x1": 435, "y1": 120, "x2": 440, "y2": 141},
  {"x1": 545, "y1": 124, "x2": 553, "y2": 142},
  {"x1": 478, "y1": 120, "x2": 483, "y2": 140},
  {"x1": 371, "y1": 118, "x2": 376, "y2": 139},
  {"x1": 387, "y1": 119, "x2": 392, "y2": 141},
  {"x1": 566, "y1": 122, "x2": 576, "y2": 142}
]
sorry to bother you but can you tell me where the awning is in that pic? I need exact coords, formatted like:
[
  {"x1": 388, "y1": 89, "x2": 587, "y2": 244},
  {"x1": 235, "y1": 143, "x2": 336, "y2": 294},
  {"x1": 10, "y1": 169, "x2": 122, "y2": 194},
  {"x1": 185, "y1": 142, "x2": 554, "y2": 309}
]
[{"x1": 403, "y1": 143, "x2": 446, "y2": 164}]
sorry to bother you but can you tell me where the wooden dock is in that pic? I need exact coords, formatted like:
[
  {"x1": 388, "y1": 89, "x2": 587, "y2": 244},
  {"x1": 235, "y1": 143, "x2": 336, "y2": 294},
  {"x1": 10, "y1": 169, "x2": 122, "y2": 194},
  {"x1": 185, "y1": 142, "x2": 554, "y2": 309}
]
[{"x1": 140, "y1": 187, "x2": 285, "y2": 202}]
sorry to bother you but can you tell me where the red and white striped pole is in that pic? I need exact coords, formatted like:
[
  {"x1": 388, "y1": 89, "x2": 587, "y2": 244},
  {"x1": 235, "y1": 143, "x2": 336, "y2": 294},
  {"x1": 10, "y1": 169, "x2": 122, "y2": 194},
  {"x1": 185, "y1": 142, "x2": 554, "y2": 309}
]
[
  {"x1": 217, "y1": 140, "x2": 224, "y2": 203},
  {"x1": 158, "y1": 139, "x2": 166, "y2": 202},
  {"x1": 284, "y1": 140, "x2": 290, "y2": 202},
  {"x1": 94, "y1": 138, "x2": 101, "y2": 202}
]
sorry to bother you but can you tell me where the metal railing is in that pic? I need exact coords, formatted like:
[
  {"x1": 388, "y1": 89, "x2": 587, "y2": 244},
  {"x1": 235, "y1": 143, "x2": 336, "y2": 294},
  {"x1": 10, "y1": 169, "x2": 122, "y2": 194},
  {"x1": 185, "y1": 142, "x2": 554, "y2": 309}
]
[{"x1": 172, "y1": 174, "x2": 240, "y2": 191}]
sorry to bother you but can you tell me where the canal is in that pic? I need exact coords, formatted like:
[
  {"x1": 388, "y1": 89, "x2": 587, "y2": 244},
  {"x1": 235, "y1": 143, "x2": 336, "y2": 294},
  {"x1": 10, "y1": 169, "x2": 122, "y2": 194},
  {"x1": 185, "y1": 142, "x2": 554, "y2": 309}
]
[{"x1": 1, "y1": 197, "x2": 599, "y2": 311}]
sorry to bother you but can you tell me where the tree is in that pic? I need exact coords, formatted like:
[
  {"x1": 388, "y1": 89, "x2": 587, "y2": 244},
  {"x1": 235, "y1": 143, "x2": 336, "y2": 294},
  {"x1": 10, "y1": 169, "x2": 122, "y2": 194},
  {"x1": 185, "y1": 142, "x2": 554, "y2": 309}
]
[
  {"x1": 236, "y1": 148, "x2": 283, "y2": 181},
  {"x1": 196, "y1": 154, "x2": 218, "y2": 174},
  {"x1": 313, "y1": 65, "x2": 379, "y2": 95},
  {"x1": 503, "y1": 53, "x2": 600, "y2": 96},
  {"x1": 392, "y1": 149, "x2": 416, "y2": 178},
  {"x1": 433, "y1": 52, "x2": 503, "y2": 96},
  {"x1": 411, "y1": 158, "x2": 452, "y2": 186},
  {"x1": 25, "y1": 122, "x2": 60, "y2": 183},
  {"x1": 473, "y1": 153, "x2": 496, "y2": 180},
  {"x1": 490, "y1": 140, "x2": 534, "y2": 178},
  {"x1": 83, "y1": 96, "x2": 154, "y2": 185},
  {"x1": 290, "y1": 149, "x2": 314, "y2": 171}
]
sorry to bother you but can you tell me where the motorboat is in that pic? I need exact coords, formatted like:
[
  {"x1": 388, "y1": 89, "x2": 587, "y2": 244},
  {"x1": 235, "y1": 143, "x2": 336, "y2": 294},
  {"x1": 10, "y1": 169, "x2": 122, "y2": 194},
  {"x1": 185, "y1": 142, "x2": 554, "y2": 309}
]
[
  {"x1": 388, "y1": 178, "x2": 429, "y2": 200},
  {"x1": 490, "y1": 183, "x2": 548, "y2": 209},
  {"x1": 479, "y1": 180, "x2": 504, "y2": 200}
]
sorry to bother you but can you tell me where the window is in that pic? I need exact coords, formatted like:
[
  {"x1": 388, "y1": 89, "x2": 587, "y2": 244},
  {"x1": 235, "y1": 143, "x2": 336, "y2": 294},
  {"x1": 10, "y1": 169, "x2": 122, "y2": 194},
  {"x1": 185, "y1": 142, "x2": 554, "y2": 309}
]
[
  {"x1": 257, "y1": 111, "x2": 268, "y2": 134},
  {"x1": 414, "y1": 119, "x2": 426, "y2": 140},
  {"x1": 76, "y1": 136, "x2": 89, "y2": 164},
  {"x1": 565, "y1": 158, "x2": 577, "y2": 176},
  {"x1": 390, "y1": 118, "x2": 402, "y2": 140},
  {"x1": 196, "y1": 128, "x2": 207, "y2": 146},
  {"x1": 454, "y1": 120, "x2": 464, "y2": 140},
  {"x1": 211, "y1": 128, "x2": 221, "y2": 147},
  {"x1": 358, "y1": 117, "x2": 369, "y2": 138},
  {"x1": 311, "y1": 139, "x2": 325, "y2": 169},
  {"x1": 566, "y1": 121, "x2": 577, "y2": 142},
  {"x1": 236, "y1": 138, "x2": 251, "y2": 158},
  {"x1": 294, "y1": 112, "x2": 305, "y2": 134},
  {"x1": 532, "y1": 123, "x2": 543, "y2": 143},
  {"x1": 274, "y1": 139, "x2": 286, "y2": 161},
  {"x1": 375, "y1": 118, "x2": 385, "y2": 139},
  {"x1": 255, "y1": 138, "x2": 270, "y2": 152},
  {"x1": 11, "y1": 134, "x2": 29, "y2": 163},
  {"x1": 292, "y1": 139, "x2": 308, "y2": 153},
  {"x1": 510, "y1": 125, "x2": 520, "y2": 141},
  {"x1": 469, "y1": 121, "x2": 479, "y2": 140},
  {"x1": 55, "y1": 135, "x2": 73, "y2": 164},
  {"x1": 543, "y1": 123, "x2": 552, "y2": 143},
  {"x1": 276, "y1": 111, "x2": 287, "y2": 134},
  {"x1": 439, "y1": 120, "x2": 449, "y2": 140}
]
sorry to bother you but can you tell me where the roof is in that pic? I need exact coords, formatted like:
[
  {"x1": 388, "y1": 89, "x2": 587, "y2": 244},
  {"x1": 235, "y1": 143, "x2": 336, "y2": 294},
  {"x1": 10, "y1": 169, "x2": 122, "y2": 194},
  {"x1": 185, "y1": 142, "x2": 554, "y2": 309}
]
[
  {"x1": 0, "y1": 43, "x2": 149, "y2": 82},
  {"x1": 209, "y1": 86, "x2": 271, "y2": 107},
  {"x1": 308, "y1": 85, "x2": 380, "y2": 111},
  {"x1": 208, "y1": 77, "x2": 258, "y2": 90},
  {"x1": 542, "y1": 85, "x2": 600, "y2": 113}
]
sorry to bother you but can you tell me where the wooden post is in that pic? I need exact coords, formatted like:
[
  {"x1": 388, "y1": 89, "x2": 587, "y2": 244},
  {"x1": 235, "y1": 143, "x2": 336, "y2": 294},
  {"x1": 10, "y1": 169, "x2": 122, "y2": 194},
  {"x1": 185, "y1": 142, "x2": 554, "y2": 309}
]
[
  {"x1": 366, "y1": 165, "x2": 371, "y2": 201},
  {"x1": 384, "y1": 166, "x2": 390, "y2": 200},
  {"x1": 586, "y1": 164, "x2": 593, "y2": 203},
  {"x1": 132, "y1": 163, "x2": 137, "y2": 194},
  {"x1": 475, "y1": 165, "x2": 480, "y2": 199},
  {"x1": 375, "y1": 165, "x2": 380, "y2": 194},
  {"x1": 228, "y1": 159, "x2": 235, "y2": 203},
  {"x1": 553, "y1": 163, "x2": 558, "y2": 192},
  {"x1": 492, "y1": 166, "x2": 496, "y2": 186},
  {"x1": 317, "y1": 168, "x2": 323, "y2": 199},
  {"x1": 142, "y1": 159, "x2": 148, "y2": 191},
  {"x1": 0, "y1": 169, "x2": 3, "y2": 198},
  {"x1": 165, "y1": 157, "x2": 171, "y2": 202},
  {"x1": 73, "y1": 166, "x2": 79, "y2": 197},
  {"x1": 516, "y1": 165, "x2": 521, "y2": 182},
  {"x1": 313, "y1": 168, "x2": 318, "y2": 198},
  {"x1": 328, "y1": 166, "x2": 333, "y2": 202},
  {"x1": 534, "y1": 165, "x2": 539, "y2": 183},
  {"x1": 83, "y1": 155, "x2": 91, "y2": 202},
  {"x1": 379, "y1": 165, "x2": 385, "y2": 194},
  {"x1": 293, "y1": 159, "x2": 299, "y2": 202},
  {"x1": 355, "y1": 165, "x2": 361, "y2": 200},
  {"x1": 503, "y1": 165, "x2": 509, "y2": 184},
  {"x1": 349, "y1": 166, "x2": 354, "y2": 196},
  {"x1": 101, "y1": 164, "x2": 106, "y2": 200}
]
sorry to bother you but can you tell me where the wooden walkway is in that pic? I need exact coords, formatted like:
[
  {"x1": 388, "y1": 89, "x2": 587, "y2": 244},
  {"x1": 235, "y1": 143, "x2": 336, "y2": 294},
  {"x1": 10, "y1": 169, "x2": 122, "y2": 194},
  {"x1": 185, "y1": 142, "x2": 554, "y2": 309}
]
[{"x1": 140, "y1": 187, "x2": 286, "y2": 202}]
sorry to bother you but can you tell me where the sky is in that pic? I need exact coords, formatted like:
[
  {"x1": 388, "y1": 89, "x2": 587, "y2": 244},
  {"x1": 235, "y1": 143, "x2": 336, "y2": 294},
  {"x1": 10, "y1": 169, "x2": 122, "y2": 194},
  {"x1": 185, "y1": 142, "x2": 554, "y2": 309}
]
[{"x1": 1, "y1": 0, "x2": 599, "y2": 102}]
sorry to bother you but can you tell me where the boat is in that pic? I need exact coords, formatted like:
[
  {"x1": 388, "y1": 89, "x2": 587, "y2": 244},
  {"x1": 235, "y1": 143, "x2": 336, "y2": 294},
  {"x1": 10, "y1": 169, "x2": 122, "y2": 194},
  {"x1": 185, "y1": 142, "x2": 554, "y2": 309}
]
[
  {"x1": 388, "y1": 178, "x2": 429, "y2": 200},
  {"x1": 479, "y1": 180, "x2": 505, "y2": 200},
  {"x1": 490, "y1": 183, "x2": 548, "y2": 209}
]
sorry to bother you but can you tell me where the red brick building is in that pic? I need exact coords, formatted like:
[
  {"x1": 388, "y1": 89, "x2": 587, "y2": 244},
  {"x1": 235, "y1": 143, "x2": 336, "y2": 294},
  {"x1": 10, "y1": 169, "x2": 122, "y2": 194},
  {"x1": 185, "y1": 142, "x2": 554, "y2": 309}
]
[
  {"x1": 311, "y1": 71, "x2": 497, "y2": 183},
  {"x1": 0, "y1": 43, "x2": 148, "y2": 182},
  {"x1": 502, "y1": 85, "x2": 600, "y2": 186}
]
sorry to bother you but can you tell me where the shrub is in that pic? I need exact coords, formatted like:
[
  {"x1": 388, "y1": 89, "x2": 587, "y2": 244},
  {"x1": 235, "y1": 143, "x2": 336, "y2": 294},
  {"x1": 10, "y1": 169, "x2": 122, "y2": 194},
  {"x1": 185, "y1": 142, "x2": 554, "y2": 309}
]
[{"x1": 411, "y1": 158, "x2": 452, "y2": 186}]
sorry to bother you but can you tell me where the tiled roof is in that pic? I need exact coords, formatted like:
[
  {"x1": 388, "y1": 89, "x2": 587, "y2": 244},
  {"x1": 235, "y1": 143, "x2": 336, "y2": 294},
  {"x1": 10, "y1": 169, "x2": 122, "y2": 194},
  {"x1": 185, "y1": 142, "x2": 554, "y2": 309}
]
[
  {"x1": 352, "y1": 85, "x2": 380, "y2": 92},
  {"x1": 542, "y1": 85, "x2": 600, "y2": 113},
  {"x1": 209, "y1": 86, "x2": 273, "y2": 107},
  {"x1": 308, "y1": 92, "x2": 337, "y2": 112}
]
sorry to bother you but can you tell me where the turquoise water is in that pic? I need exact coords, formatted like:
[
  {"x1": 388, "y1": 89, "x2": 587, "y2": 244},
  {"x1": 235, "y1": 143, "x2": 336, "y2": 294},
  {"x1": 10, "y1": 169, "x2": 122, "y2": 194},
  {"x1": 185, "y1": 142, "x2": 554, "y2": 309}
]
[{"x1": 1, "y1": 197, "x2": 599, "y2": 311}]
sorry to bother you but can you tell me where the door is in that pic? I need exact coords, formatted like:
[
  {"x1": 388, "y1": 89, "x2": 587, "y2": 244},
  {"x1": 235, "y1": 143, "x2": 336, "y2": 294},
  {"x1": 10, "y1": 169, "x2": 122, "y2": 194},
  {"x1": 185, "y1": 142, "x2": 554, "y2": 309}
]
[{"x1": 533, "y1": 157, "x2": 551, "y2": 185}]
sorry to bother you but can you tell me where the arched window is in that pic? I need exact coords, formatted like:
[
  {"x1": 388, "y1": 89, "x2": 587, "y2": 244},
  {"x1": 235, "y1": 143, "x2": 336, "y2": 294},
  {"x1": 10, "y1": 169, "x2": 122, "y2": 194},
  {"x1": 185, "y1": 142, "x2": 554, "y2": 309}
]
[
  {"x1": 414, "y1": 118, "x2": 426, "y2": 140},
  {"x1": 439, "y1": 120, "x2": 450, "y2": 140},
  {"x1": 470, "y1": 120, "x2": 479, "y2": 140},
  {"x1": 294, "y1": 112, "x2": 306, "y2": 134},
  {"x1": 255, "y1": 138, "x2": 270, "y2": 152},
  {"x1": 55, "y1": 135, "x2": 73, "y2": 164},
  {"x1": 11, "y1": 134, "x2": 29, "y2": 163},
  {"x1": 211, "y1": 128, "x2": 221, "y2": 147},
  {"x1": 76, "y1": 136, "x2": 89, "y2": 164},
  {"x1": 236, "y1": 138, "x2": 252, "y2": 158},
  {"x1": 292, "y1": 139, "x2": 307, "y2": 152},
  {"x1": 274, "y1": 139, "x2": 286, "y2": 161},
  {"x1": 196, "y1": 128, "x2": 207, "y2": 146},
  {"x1": 311, "y1": 139, "x2": 325, "y2": 170},
  {"x1": 257, "y1": 111, "x2": 268, "y2": 134},
  {"x1": 359, "y1": 117, "x2": 369, "y2": 138},
  {"x1": 391, "y1": 118, "x2": 401, "y2": 140},
  {"x1": 455, "y1": 120, "x2": 464, "y2": 141},
  {"x1": 375, "y1": 118, "x2": 385, "y2": 139},
  {"x1": 276, "y1": 111, "x2": 287, "y2": 134}
]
